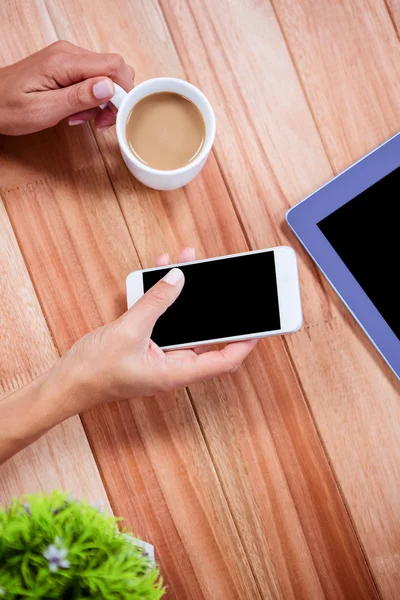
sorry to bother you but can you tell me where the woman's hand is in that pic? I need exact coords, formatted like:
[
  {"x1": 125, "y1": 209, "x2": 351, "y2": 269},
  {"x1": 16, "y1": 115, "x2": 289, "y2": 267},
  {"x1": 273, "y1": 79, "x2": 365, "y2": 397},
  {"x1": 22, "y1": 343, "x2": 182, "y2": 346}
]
[
  {"x1": 48, "y1": 248, "x2": 257, "y2": 413},
  {"x1": 0, "y1": 41, "x2": 134, "y2": 135},
  {"x1": 0, "y1": 248, "x2": 257, "y2": 463}
]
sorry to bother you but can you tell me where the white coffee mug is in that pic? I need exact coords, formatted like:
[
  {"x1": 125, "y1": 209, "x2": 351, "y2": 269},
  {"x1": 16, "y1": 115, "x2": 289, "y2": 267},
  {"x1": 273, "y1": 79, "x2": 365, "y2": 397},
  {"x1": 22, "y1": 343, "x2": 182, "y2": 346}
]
[{"x1": 107, "y1": 78, "x2": 216, "y2": 191}]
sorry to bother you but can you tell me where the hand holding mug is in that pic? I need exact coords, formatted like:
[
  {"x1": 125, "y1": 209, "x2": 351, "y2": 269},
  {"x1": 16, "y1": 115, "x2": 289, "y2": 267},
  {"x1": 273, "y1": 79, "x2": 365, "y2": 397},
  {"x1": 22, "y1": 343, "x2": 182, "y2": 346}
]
[
  {"x1": 0, "y1": 41, "x2": 134, "y2": 135},
  {"x1": 0, "y1": 41, "x2": 215, "y2": 190}
]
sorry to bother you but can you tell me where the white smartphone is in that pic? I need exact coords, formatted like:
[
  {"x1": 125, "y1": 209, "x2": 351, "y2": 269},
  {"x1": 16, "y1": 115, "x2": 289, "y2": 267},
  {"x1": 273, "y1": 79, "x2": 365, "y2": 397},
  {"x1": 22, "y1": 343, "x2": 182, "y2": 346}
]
[{"x1": 126, "y1": 246, "x2": 303, "y2": 350}]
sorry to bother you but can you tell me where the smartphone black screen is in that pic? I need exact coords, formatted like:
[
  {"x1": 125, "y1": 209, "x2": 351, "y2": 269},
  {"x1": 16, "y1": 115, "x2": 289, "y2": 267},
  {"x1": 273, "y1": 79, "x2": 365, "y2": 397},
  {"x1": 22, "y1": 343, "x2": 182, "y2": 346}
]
[
  {"x1": 318, "y1": 166, "x2": 400, "y2": 339},
  {"x1": 143, "y1": 251, "x2": 281, "y2": 347}
]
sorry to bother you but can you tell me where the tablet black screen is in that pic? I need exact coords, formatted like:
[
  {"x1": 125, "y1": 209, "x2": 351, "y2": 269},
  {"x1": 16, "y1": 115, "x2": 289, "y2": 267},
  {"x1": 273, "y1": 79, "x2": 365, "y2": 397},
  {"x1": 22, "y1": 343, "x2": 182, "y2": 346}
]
[{"x1": 318, "y1": 166, "x2": 400, "y2": 339}]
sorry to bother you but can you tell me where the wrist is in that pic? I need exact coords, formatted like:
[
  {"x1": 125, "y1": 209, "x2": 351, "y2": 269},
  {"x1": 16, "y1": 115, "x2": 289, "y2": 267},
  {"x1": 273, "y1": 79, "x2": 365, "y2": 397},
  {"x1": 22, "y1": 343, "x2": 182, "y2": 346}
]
[
  {"x1": 0, "y1": 369, "x2": 69, "y2": 463},
  {"x1": 16, "y1": 368, "x2": 76, "y2": 436},
  {"x1": 0, "y1": 357, "x2": 97, "y2": 465},
  {"x1": 41, "y1": 356, "x2": 92, "y2": 418},
  {"x1": 43, "y1": 345, "x2": 118, "y2": 415}
]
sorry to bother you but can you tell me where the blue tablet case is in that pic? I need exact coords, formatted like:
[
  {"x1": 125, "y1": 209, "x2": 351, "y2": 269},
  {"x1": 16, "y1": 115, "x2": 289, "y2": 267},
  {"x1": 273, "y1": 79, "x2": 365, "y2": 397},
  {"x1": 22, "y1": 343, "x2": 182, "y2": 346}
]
[{"x1": 287, "y1": 133, "x2": 400, "y2": 379}]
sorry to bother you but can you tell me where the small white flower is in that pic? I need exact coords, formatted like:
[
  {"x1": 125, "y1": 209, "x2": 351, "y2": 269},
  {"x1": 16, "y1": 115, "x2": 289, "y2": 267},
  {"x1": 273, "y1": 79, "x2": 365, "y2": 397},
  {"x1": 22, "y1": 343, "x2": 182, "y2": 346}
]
[
  {"x1": 23, "y1": 502, "x2": 31, "y2": 514},
  {"x1": 19, "y1": 502, "x2": 31, "y2": 516},
  {"x1": 43, "y1": 542, "x2": 70, "y2": 572}
]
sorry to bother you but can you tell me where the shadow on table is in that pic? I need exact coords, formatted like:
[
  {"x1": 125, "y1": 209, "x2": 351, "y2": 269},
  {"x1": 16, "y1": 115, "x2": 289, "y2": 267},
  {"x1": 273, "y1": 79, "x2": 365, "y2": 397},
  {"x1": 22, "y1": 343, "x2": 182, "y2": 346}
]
[{"x1": 0, "y1": 121, "x2": 116, "y2": 193}]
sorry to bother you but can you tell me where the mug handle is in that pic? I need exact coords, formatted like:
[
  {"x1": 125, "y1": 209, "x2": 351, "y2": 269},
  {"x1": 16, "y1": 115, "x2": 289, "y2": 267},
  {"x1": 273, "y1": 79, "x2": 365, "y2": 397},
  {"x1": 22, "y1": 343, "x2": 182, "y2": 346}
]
[{"x1": 99, "y1": 82, "x2": 127, "y2": 110}]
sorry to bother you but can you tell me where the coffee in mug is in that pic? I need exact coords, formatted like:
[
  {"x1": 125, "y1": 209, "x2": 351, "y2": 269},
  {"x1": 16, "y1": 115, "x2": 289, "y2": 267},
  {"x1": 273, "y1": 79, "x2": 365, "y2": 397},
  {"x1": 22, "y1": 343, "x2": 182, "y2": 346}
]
[
  {"x1": 125, "y1": 92, "x2": 206, "y2": 171},
  {"x1": 112, "y1": 78, "x2": 215, "y2": 190}
]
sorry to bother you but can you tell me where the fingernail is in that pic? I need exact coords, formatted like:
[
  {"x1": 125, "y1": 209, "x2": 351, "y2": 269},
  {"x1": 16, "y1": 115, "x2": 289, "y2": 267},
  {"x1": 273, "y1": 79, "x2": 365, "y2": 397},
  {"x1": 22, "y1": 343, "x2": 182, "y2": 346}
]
[
  {"x1": 163, "y1": 268, "x2": 184, "y2": 286},
  {"x1": 96, "y1": 125, "x2": 112, "y2": 132},
  {"x1": 69, "y1": 119, "x2": 85, "y2": 126},
  {"x1": 93, "y1": 79, "x2": 114, "y2": 100},
  {"x1": 188, "y1": 247, "x2": 195, "y2": 260}
]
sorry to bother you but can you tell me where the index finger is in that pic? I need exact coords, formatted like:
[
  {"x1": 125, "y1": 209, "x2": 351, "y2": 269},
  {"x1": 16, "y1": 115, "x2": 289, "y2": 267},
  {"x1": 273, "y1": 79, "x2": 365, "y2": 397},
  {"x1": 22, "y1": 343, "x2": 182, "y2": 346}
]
[
  {"x1": 166, "y1": 339, "x2": 258, "y2": 387},
  {"x1": 194, "y1": 339, "x2": 258, "y2": 378},
  {"x1": 54, "y1": 51, "x2": 135, "y2": 93}
]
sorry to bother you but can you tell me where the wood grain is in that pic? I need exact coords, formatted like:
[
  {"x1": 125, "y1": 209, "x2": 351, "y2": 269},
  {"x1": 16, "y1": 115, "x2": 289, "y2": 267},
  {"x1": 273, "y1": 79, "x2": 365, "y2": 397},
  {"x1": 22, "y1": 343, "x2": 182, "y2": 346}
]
[
  {"x1": 47, "y1": 0, "x2": 381, "y2": 598},
  {"x1": 271, "y1": 0, "x2": 400, "y2": 172},
  {"x1": 0, "y1": 197, "x2": 110, "y2": 507},
  {"x1": 161, "y1": 0, "x2": 400, "y2": 598},
  {"x1": 1, "y1": 146, "x2": 263, "y2": 599},
  {"x1": 387, "y1": 1, "x2": 400, "y2": 33},
  {"x1": 0, "y1": 3, "x2": 265, "y2": 597},
  {"x1": 0, "y1": 200, "x2": 55, "y2": 393},
  {"x1": 268, "y1": 2, "x2": 400, "y2": 599},
  {"x1": 0, "y1": 4, "x2": 110, "y2": 509},
  {"x1": 2, "y1": 0, "x2": 399, "y2": 597}
]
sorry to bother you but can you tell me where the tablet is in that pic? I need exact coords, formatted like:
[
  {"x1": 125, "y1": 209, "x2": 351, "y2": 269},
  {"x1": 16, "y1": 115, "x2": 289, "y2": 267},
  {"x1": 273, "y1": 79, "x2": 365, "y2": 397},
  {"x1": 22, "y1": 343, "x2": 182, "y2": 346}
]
[{"x1": 287, "y1": 133, "x2": 400, "y2": 379}]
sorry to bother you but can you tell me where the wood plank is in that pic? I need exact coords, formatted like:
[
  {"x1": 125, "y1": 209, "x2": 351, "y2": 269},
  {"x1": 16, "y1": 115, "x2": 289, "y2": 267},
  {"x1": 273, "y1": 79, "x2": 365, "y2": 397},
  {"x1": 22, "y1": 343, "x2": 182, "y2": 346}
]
[
  {"x1": 161, "y1": 0, "x2": 400, "y2": 598},
  {"x1": 0, "y1": 3, "x2": 264, "y2": 596},
  {"x1": 386, "y1": 1, "x2": 400, "y2": 36},
  {"x1": 1, "y1": 151, "x2": 262, "y2": 600},
  {"x1": 0, "y1": 202, "x2": 55, "y2": 392},
  {"x1": 0, "y1": 197, "x2": 110, "y2": 507},
  {"x1": 0, "y1": 1, "x2": 110, "y2": 509},
  {"x1": 268, "y1": 4, "x2": 400, "y2": 600},
  {"x1": 271, "y1": 0, "x2": 400, "y2": 171},
  {"x1": 84, "y1": 394, "x2": 264, "y2": 600},
  {"x1": 47, "y1": 0, "x2": 380, "y2": 598}
]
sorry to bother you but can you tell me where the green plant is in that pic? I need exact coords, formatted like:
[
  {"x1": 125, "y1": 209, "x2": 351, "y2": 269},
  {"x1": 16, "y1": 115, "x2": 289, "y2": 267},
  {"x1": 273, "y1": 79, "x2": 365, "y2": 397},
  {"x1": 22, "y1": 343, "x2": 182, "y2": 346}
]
[{"x1": 0, "y1": 491, "x2": 165, "y2": 599}]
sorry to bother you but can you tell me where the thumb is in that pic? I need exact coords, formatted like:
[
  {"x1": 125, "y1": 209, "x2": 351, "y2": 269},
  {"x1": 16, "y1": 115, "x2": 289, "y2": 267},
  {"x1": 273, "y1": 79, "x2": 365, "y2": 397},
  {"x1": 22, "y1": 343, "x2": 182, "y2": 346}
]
[
  {"x1": 126, "y1": 268, "x2": 185, "y2": 337},
  {"x1": 49, "y1": 77, "x2": 115, "y2": 120}
]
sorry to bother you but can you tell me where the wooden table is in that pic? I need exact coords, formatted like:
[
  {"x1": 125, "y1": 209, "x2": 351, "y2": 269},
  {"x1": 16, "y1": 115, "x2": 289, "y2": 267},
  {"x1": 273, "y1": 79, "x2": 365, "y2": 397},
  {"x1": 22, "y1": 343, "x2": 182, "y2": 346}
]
[{"x1": 1, "y1": 1, "x2": 399, "y2": 598}]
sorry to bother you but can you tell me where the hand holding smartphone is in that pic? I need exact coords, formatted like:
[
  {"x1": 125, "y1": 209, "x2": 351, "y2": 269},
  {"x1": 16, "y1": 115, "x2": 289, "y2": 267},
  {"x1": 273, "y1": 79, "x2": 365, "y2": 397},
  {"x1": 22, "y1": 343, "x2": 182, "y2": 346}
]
[{"x1": 127, "y1": 247, "x2": 302, "y2": 350}]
